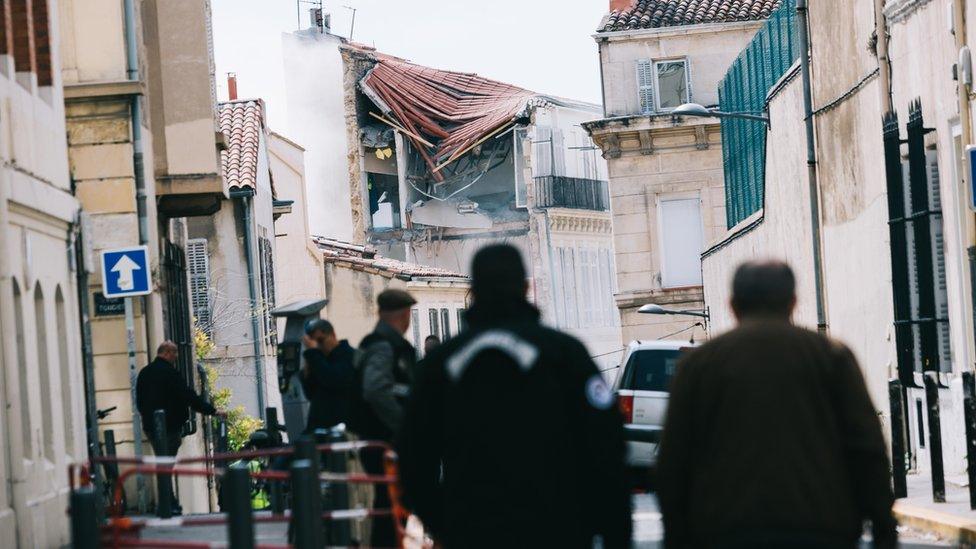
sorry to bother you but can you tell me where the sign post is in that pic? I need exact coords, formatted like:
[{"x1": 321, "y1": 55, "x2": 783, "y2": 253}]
[{"x1": 101, "y1": 245, "x2": 152, "y2": 513}]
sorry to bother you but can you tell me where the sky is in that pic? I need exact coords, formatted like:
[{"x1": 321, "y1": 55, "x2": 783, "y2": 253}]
[{"x1": 211, "y1": 0, "x2": 609, "y2": 135}]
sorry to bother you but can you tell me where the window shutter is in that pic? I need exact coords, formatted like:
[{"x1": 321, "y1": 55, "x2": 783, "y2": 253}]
[
  {"x1": 926, "y1": 150, "x2": 951, "y2": 370},
  {"x1": 637, "y1": 59, "x2": 655, "y2": 114},
  {"x1": 552, "y1": 128, "x2": 567, "y2": 177},
  {"x1": 440, "y1": 308, "x2": 451, "y2": 340},
  {"x1": 428, "y1": 309, "x2": 440, "y2": 339},
  {"x1": 186, "y1": 239, "x2": 211, "y2": 335},
  {"x1": 901, "y1": 159, "x2": 924, "y2": 370}
]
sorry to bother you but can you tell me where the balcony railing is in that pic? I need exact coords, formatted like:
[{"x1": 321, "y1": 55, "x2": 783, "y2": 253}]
[{"x1": 534, "y1": 176, "x2": 609, "y2": 211}]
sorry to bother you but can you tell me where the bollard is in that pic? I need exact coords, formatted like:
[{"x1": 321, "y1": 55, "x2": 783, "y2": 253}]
[
  {"x1": 888, "y1": 379, "x2": 908, "y2": 498},
  {"x1": 291, "y1": 459, "x2": 324, "y2": 549},
  {"x1": 963, "y1": 372, "x2": 976, "y2": 510},
  {"x1": 923, "y1": 372, "x2": 947, "y2": 503},
  {"x1": 322, "y1": 428, "x2": 352, "y2": 545},
  {"x1": 225, "y1": 464, "x2": 256, "y2": 549},
  {"x1": 153, "y1": 409, "x2": 174, "y2": 518},
  {"x1": 70, "y1": 486, "x2": 100, "y2": 549}
]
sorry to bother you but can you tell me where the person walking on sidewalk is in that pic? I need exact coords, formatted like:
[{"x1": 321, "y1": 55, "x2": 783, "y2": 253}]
[
  {"x1": 352, "y1": 289, "x2": 418, "y2": 547},
  {"x1": 397, "y1": 244, "x2": 632, "y2": 548},
  {"x1": 136, "y1": 341, "x2": 221, "y2": 512},
  {"x1": 657, "y1": 261, "x2": 897, "y2": 549},
  {"x1": 300, "y1": 318, "x2": 356, "y2": 433}
]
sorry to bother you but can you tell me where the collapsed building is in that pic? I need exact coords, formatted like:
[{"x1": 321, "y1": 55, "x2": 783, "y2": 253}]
[{"x1": 344, "y1": 45, "x2": 622, "y2": 364}]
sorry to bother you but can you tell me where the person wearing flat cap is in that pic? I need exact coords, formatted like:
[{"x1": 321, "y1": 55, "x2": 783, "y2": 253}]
[{"x1": 352, "y1": 288, "x2": 417, "y2": 546}]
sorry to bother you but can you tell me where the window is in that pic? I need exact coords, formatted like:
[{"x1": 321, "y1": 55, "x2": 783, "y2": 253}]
[
  {"x1": 514, "y1": 128, "x2": 528, "y2": 208},
  {"x1": 13, "y1": 279, "x2": 31, "y2": 459},
  {"x1": 258, "y1": 237, "x2": 276, "y2": 344},
  {"x1": 411, "y1": 309, "x2": 421, "y2": 351},
  {"x1": 186, "y1": 239, "x2": 211, "y2": 335},
  {"x1": 35, "y1": 285, "x2": 53, "y2": 461},
  {"x1": 367, "y1": 173, "x2": 401, "y2": 231},
  {"x1": 532, "y1": 126, "x2": 554, "y2": 178},
  {"x1": 659, "y1": 197, "x2": 704, "y2": 288},
  {"x1": 457, "y1": 308, "x2": 466, "y2": 333},
  {"x1": 440, "y1": 308, "x2": 451, "y2": 340},
  {"x1": 654, "y1": 60, "x2": 690, "y2": 111},
  {"x1": 428, "y1": 309, "x2": 440, "y2": 340},
  {"x1": 560, "y1": 248, "x2": 579, "y2": 328}
]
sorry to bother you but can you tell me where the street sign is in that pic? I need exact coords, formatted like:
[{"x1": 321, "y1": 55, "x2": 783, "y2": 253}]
[
  {"x1": 100, "y1": 245, "x2": 151, "y2": 298},
  {"x1": 93, "y1": 292, "x2": 124, "y2": 317},
  {"x1": 967, "y1": 145, "x2": 976, "y2": 211}
]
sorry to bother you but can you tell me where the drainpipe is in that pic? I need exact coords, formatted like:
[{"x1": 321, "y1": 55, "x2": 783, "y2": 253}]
[
  {"x1": 231, "y1": 187, "x2": 267, "y2": 418},
  {"x1": 953, "y1": 0, "x2": 976, "y2": 368},
  {"x1": 797, "y1": 0, "x2": 828, "y2": 335},
  {"x1": 874, "y1": 0, "x2": 893, "y2": 113},
  {"x1": 122, "y1": 0, "x2": 149, "y2": 246}
]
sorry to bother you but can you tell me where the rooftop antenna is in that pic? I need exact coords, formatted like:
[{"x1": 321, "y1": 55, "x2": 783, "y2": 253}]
[
  {"x1": 296, "y1": 0, "x2": 324, "y2": 30},
  {"x1": 342, "y1": 5, "x2": 357, "y2": 40}
]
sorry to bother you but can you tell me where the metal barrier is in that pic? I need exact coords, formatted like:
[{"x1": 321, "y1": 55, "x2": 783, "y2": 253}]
[{"x1": 67, "y1": 440, "x2": 405, "y2": 549}]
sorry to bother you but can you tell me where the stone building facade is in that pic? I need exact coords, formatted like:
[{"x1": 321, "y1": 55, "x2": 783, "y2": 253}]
[
  {"x1": 584, "y1": 4, "x2": 766, "y2": 345},
  {"x1": 0, "y1": 0, "x2": 86, "y2": 546}
]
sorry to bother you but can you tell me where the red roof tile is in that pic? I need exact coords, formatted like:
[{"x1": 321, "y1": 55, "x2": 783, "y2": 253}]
[
  {"x1": 218, "y1": 99, "x2": 264, "y2": 190},
  {"x1": 358, "y1": 55, "x2": 536, "y2": 180},
  {"x1": 600, "y1": 0, "x2": 782, "y2": 32},
  {"x1": 313, "y1": 236, "x2": 469, "y2": 282}
]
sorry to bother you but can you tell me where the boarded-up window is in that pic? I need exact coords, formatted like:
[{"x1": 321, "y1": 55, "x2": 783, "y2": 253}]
[{"x1": 659, "y1": 197, "x2": 704, "y2": 288}]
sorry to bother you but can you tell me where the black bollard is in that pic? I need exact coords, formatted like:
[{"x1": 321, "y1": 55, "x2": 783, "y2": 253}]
[
  {"x1": 153, "y1": 409, "x2": 174, "y2": 518},
  {"x1": 889, "y1": 379, "x2": 908, "y2": 498},
  {"x1": 225, "y1": 464, "x2": 256, "y2": 549},
  {"x1": 963, "y1": 372, "x2": 976, "y2": 510},
  {"x1": 291, "y1": 459, "x2": 324, "y2": 549},
  {"x1": 322, "y1": 428, "x2": 352, "y2": 545},
  {"x1": 923, "y1": 372, "x2": 947, "y2": 503},
  {"x1": 70, "y1": 486, "x2": 100, "y2": 549}
]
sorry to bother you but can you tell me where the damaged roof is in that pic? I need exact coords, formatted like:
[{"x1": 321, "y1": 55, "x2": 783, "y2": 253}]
[
  {"x1": 313, "y1": 236, "x2": 469, "y2": 282},
  {"x1": 218, "y1": 99, "x2": 265, "y2": 190},
  {"x1": 356, "y1": 50, "x2": 537, "y2": 177},
  {"x1": 600, "y1": 0, "x2": 782, "y2": 32}
]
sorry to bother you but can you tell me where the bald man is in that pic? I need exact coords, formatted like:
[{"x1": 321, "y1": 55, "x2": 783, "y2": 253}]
[{"x1": 136, "y1": 341, "x2": 218, "y2": 460}]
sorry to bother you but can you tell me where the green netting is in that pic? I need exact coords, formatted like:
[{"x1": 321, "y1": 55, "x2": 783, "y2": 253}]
[{"x1": 719, "y1": 0, "x2": 799, "y2": 228}]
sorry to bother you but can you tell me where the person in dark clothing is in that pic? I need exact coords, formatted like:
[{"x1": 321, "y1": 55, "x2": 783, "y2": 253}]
[
  {"x1": 354, "y1": 288, "x2": 417, "y2": 547},
  {"x1": 397, "y1": 244, "x2": 632, "y2": 549},
  {"x1": 136, "y1": 340, "x2": 219, "y2": 454},
  {"x1": 300, "y1": 319, "x2": 355, "y2": 432},
  {"x1": 657, "y1": 261, "x2": 897, "y2": 549},
  {"x1": 423, "y1": 334, "x2": 441, "y2": 356},
  {"x1": 136, "y1": 340, "x2": 220, "y2": 512}
]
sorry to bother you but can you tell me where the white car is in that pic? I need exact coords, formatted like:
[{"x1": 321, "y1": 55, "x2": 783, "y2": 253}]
[{"x1": 613, "y1": 339, "x2": 696, "y2": 477}]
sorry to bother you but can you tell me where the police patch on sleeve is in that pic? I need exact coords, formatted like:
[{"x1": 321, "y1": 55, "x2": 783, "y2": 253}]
[{"x1": 585, "y1": 374, "x2": 614, "y2": 410}]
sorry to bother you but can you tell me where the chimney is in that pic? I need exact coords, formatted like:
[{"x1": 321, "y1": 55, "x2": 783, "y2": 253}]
[
  {"x1": 610, "y1": 0, "x2": 630, "y2": 11},
  {"x1": 227, "y1": 72, "x2": 238, "y2": 101}
]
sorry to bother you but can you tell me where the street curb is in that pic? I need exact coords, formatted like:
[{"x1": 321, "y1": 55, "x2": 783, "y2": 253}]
[{"x1": 893, "y1": 500, "x2": 976, "y2": 546}]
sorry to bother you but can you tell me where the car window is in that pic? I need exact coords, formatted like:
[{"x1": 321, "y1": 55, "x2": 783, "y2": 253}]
[{"x1": 620, "y1": 349, "x2": 682, "y2": 392}]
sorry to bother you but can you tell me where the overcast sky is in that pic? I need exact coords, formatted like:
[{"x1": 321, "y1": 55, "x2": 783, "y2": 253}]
[{"x1": 211, "y1": 0, "x2": 608, "y2": 135}]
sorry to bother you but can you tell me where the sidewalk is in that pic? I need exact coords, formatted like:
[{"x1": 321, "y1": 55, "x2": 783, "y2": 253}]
[{"x1": 894, "y1": 473, "x2": 976, "y2": 547}]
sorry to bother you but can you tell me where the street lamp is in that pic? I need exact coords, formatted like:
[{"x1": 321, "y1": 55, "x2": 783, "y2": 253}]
[
  {"x1": 672, "y1": 102, "x2": 770, "y2": 125},
  {"x1": 638, "y1": 303, "x2": 710, "y2": 341}
]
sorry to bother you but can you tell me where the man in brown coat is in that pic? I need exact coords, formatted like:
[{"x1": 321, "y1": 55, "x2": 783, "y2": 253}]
[{"x1": 657, "y1": 261, "x2": 897, "y2": 549}]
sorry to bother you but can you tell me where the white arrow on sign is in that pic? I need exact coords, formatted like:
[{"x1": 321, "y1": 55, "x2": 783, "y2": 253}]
[{"x1": 111, "y1": 254, "x2": 142, "y2": 291}]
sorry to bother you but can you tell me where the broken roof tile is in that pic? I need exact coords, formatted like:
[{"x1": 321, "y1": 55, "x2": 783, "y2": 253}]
[{"x1": 599, "y1": 0, "x2": 782, "y2": 32}]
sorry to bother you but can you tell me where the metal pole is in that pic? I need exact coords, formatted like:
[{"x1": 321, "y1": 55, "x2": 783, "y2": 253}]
[
  {"x1": 323, "y1": 429, "x2": 351, "y2": 545},
  {"x1": 225, "y1": 464, "x2": 256, "y2": 549},
  {"x1": 125, "y1": 298, "x2": 147, "y2": 512},
  {"x1": 923, "y1": 371, "x2": 947, "y2": 502},
  {"x1": 291, "y1": 459, "x2": 323, "y2": 549},
  {"x1": 103, "y1": 430, "x2": 120, "y2": 484},
  {"x1": 70, "y1": 486, "x2": 100, "y2": 549},
  {"x1": 963, "y1": 371, "x2": 976, "y2": 509},
  {"x1": 888, "y1": 379, "x2": 908, "y2": 498},
  {"x1": 796, "y1": 0, "x2": 828, "y2": 335},
  {"x1": 153, "y1": 410, "x2": 173, "y2": 518}
]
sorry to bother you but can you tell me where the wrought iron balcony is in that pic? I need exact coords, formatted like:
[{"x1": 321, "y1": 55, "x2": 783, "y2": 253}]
[{"x1": 534, "y1": 176, "x2": 610, "y2": 211}]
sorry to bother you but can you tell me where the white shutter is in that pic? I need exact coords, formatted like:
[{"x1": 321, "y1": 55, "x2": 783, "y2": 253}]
[
  {"x1": 637, "y1": 59, "x2": 655, "y2": 114},
  {"x1": 533, "y1": 126, "x2": 554, "y2": 177},
  {"x1": 552, "y1": 128, "x2": 567, "y2": 177},
  {"x1": 659, "y1": 198, "x2": 704, "y2": 288},
  {"x1": 561, "y1": 248, "x2": 579, "y2": 328},
  {"x1": 186, "y1": 239, "x2": 211, "y2": 335}
]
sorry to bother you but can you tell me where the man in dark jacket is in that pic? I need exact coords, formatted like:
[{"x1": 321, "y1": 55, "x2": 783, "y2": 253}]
[
  {"x1": 136, "y1": 340, "x2": 219, "y2": 457},
  {"x1": 300, "y1": 319, "x2": 355, "y2": 432},
  {"x1": 657, "y1": 261, "x2": 897, "y2": 549},
  {"x1": 355, "y1": 288, "x2": 417, "y2": 547},
  {"x1": 398, "y1": 244, "x2": 632, "y2": 548}
]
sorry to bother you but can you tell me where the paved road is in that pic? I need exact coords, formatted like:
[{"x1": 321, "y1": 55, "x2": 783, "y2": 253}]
[{"x1": 632, "y1": 494, "x2": 950, "y2": 548}]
